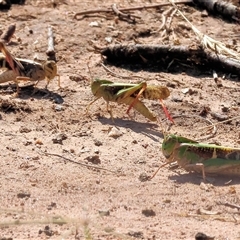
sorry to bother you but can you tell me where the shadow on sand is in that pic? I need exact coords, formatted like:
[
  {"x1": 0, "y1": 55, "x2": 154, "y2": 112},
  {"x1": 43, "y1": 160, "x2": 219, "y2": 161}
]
[
  {"x1": 169, "y1": 172, "x2": 240, "y2": 186},
  {"x1": 0, "y1": 84, "x2": 64, "y2": 103},
  {"x1": 98, "y1": 116, "x2": 164, "y2": 142}
]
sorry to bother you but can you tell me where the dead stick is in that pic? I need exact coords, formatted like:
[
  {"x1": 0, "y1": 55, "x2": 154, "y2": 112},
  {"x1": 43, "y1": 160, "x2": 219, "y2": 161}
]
[
  {"x1": 0, "y1": 24, "x2": 16, "y2": 44},
  {"x1": 38, "y1": 150, "x2": 117, "y2": 174},
  {"x1": 46, "y1": 26, "x2": 56, "y2": 61},
  {"x1": 74, "y1": 0, "x2": 192, "y2": 19},
  {"x1": 117, "y1": 0, "x2": 192, "y2": 12}
]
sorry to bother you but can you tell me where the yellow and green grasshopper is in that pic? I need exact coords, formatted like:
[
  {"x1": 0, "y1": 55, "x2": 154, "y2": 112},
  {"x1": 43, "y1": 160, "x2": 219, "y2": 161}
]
[
  {"x1": 160, "y1": 134, "x2": 240, "y2": 180},
  {"x1": 0, "y1": 41, "x2": 60, "y2": 95},
  {"x1": 87, "y1": 79, "x2": 174, "y2": 122}
]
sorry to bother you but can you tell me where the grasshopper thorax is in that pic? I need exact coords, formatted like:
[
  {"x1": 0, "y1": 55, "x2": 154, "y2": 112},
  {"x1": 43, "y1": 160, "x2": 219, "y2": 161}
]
[{"x1": 43, "y1": 60, "x2": 57, "y2": 80}]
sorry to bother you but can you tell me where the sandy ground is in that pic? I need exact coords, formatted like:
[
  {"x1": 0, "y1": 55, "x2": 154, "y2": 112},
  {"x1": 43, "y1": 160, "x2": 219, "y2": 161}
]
[{"x1": 0, "y1": 0, "x2": 240, "y2": 239}]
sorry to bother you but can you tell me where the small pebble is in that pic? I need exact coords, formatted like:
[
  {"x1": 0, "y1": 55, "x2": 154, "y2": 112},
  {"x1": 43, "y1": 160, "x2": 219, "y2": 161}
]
[
  {"x1": 98, "y1": 210, "x2": 110, "y2": 216},
  {"x1": 85, "y1": 155, "x2": 101, "y2": 164},
  {"x1": 17, "y1": 192, "x2": 31, "y2": 198},
  {"x1": 142, "y1": 209, "x2": 156, "y2": 217},
  {"x1": 89, "y1": 21, "x2": 100, "y2": 27},
  {"x1": 108, "y1": 127, "x2": 123, "y2": 139},
  {"x1": 52, "y1": 133, "x2": 67, "y2": 144},
  {"x1": 54, "y1": 105, "x2": 63, "y2": 111}
]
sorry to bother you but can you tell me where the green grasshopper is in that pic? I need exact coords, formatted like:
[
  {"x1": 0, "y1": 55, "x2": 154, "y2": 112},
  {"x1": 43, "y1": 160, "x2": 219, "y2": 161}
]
[
  {"x1": 87, "y1": 79, "x2": 173, "y2": 122},
  {"x1": 160, "y1": 134, "x2": 240, "y2": 180}
]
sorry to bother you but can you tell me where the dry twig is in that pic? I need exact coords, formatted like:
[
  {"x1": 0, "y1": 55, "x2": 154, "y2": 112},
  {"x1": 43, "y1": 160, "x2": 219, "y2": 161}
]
[
  {"x1": 198, "y1": 116, "x2": 240, "y2": 131},
  {"x1": 38, "y1": 150, "x2": 118, "y2": 174},
  {"x1": 158, "y1": 7, "x2": 178, "y2": 40},
  {"x1": 217, "y1": 201, "x2": 240, "y2": 211},
  {"x1": 112, "y1": 3, "x2": 139, "y2": 23},
  {"x1": 74, "y1": 1, "x2": 192, "y2": 20},
  {"x1": 157, "y1": 7, "x2": 176, "y2": 33},
  {"x1": 168, "y1": 0, "x2": 240, "y2": 60}
]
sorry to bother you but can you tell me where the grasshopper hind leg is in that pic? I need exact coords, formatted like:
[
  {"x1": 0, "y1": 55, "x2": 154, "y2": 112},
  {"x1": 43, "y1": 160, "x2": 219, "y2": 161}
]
[{"x1": 126, "y1": 82, "x2": 147, "y2": 115}]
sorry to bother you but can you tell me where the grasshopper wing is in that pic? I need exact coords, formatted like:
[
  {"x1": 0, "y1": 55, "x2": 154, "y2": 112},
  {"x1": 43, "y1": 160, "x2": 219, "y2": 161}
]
[{"x1": 177, "y1": 142, "x2": 240, "y2": 174}]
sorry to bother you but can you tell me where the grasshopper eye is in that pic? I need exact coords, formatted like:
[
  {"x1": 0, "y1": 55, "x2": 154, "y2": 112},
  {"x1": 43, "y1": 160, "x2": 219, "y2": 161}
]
[{"x1": 43, "y1": 61, "x2": 57, "y2": 80}]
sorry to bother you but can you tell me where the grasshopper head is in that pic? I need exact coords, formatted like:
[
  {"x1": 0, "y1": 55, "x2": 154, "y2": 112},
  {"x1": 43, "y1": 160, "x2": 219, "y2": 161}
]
[
  {"x1": 91, "y1": 79, "x2": 102, "y2": 96},
  {"x1": 161, "y1": 134, "x2": 179, "y2": 161},
  {"x1": 43, "y1": 60, "x2": 57, "y2": 80},
  {"x1": 91, "y1": 79, "x2": 113, "y2": 96}
]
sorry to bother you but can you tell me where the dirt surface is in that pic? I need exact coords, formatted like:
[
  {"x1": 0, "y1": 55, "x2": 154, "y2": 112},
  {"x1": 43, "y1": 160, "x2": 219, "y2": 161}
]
[{"x1": 0, "y1": 0, "x2": 240, "y2": 239}]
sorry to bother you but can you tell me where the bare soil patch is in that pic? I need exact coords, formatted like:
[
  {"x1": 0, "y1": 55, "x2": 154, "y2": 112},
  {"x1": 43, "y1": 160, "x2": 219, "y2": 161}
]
[{"x1": 0, "y1": 1, "x2": 239, "y2": 239}]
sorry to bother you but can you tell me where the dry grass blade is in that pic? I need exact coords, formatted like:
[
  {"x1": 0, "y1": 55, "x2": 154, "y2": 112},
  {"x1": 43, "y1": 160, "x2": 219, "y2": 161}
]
[
  {"x1": 168, "y1": 0, "x2": 240, "y2": 60},
  {"x1": 198, "y1": 116, "x2": 240, "y2": 131}
]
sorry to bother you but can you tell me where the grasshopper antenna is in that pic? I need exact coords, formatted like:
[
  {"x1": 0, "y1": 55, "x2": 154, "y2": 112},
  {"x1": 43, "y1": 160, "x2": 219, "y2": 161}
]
[
  {"x1": 86, "y1": 55, "x2": 94, "y2": 84},
  {"x1": 148, "y1": 118, "x2": 170, "y2": 180},
  {"x1": 148, "y1": 162, "x2": 169, "y2": 180},
  {"x1": 158, "y1": 116, "x2": 172, "y2": 141}
]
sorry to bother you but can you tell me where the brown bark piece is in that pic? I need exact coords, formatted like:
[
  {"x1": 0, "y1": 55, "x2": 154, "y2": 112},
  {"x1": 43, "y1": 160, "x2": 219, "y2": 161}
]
[
  {"x1": 101, "y1": 44, "x2": 240, "y2": 77},
  {"x1": 193, "y1": 0, "x2": 240, "y2": 21}
]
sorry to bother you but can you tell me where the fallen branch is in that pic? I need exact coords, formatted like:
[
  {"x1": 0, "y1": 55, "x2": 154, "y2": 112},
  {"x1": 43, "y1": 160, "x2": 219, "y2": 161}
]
[
  {"x1": 74, "y1": 0, "x2": 192, "y2": 20},
  {"x1": 192, "y1": 0, "x2": 240, "y2": 22},
  {"x1": 101, "y1": 44, "x2": 240, "y2": 77}
]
